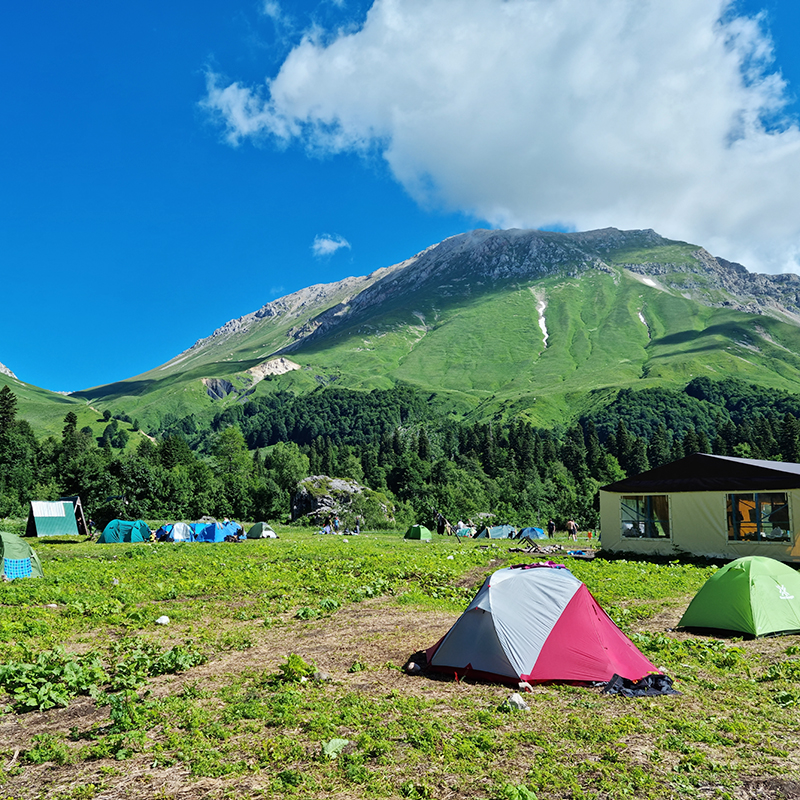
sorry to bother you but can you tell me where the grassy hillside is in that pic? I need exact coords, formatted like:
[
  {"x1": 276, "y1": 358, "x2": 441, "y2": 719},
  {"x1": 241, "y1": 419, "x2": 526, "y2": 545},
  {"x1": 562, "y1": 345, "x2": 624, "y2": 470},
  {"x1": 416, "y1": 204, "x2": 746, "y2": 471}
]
[
  {"x1": 0, "y1": 373, "x2": 113, "y2": 439},
  {"x1": 16, "y1": 232, "x2": 800, "y2": 435}
]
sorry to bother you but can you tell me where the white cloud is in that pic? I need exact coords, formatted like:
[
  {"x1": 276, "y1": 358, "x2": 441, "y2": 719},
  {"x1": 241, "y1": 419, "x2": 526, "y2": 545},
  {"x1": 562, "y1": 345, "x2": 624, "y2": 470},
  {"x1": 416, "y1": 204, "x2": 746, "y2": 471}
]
[
  {"x1": 205, "y1": 0, "x2": 800, "y2": 273},
  {"x1": 312, "y1": 233, "x2": 351, "y2": 257}
]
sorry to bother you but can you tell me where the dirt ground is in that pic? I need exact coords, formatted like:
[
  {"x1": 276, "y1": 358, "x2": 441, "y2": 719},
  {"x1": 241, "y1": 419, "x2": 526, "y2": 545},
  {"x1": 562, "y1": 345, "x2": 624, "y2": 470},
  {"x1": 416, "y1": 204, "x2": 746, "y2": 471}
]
[{"x1": 1, "y1": 596, "x2": 799, "y2": 800}]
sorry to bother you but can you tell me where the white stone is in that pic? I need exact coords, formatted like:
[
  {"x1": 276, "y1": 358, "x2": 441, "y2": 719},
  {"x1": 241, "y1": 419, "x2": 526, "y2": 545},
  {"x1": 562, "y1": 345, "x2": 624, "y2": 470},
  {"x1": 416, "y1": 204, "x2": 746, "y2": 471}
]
[{"x1": 155, "y1": 615, "x2": 170, "y2": 625}]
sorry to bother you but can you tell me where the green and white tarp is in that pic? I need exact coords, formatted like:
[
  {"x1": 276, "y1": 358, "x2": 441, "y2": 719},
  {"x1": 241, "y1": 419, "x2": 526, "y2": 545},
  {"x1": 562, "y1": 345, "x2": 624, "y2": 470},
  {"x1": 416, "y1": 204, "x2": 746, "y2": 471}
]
[
  {"x1": 679, "y1": 555, "x2": 800, "y2": 636},
  {"x1": 26, "y1": 501, "x2": 80, "y2": 537}
]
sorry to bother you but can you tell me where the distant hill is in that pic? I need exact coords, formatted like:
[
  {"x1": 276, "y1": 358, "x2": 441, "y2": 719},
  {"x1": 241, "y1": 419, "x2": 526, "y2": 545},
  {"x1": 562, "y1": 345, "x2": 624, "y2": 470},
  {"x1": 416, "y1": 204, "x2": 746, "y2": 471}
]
[{"x1": 19, "y1": 227, "x2": 800, "y2": 433}]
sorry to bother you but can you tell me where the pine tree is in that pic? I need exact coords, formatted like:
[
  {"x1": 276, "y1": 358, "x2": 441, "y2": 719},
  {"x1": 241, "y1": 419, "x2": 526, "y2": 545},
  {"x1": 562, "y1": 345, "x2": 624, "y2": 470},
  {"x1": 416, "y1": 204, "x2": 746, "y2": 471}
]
[{"x1": 0, "y1": 386, "x2": 17, "y2": 433}]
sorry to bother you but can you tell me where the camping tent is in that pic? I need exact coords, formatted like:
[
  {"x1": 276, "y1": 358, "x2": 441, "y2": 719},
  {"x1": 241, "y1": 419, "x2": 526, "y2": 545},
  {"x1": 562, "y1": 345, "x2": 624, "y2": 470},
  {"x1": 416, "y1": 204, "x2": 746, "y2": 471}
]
[
  {"x1": 404, "y1": 524, "x2": 432, "y2": 541},
  {"x1": 679, "y1": 556, "x2": 800, "y2": 636},
  {"x1": 194, "y1": 522, "x2": 227, "y2": 543},
  {"x1": 247, "y1": 522, "x2": 278, "y2": 539},
  {"x1": 155, "y1": 522, "x2": 194, "y2": 543},
  {"x1": 476, "y1": 525, "x2": 516, "y2": 539},
  {"x1": 426, "y1": 563, "x2": 658, "y2": 684},
  {"x1": 97, "y1": 519, "x2": 152, "y2": 544},
  {"x1": 518, "y1": 527, "x2": 546, "y2": 539},
  {"x1": 25, "y1": 501, "x2": 81, "y2": 538},
  {"x1": 0, "y1": 531, "x2": 43, "y2": 580},
  {"x1": 192, "y1": 521, "x2": 242, "y2": 542}
]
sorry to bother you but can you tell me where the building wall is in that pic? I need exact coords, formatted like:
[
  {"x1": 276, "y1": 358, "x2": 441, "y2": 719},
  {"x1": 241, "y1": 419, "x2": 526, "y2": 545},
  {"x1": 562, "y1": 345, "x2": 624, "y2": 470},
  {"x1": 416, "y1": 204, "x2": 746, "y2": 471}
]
[{"x1": 599, "y1": 489, "x2": 800, "y2": 562}]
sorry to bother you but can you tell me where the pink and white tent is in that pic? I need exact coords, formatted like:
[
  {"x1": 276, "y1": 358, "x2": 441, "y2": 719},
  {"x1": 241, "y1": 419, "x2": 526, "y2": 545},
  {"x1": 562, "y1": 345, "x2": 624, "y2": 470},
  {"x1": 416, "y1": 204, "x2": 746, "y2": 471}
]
[{"x1": 426, "y1": 563, "x2": 658, "y2": 684}]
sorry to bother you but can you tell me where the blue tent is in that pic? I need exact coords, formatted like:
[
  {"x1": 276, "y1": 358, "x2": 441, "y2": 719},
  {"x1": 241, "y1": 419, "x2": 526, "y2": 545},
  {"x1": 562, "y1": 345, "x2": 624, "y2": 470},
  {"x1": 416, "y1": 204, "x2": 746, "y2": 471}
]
[
  {"x1": 476, "y1": 525, "x2": 516, "y2": 539},
  {"x1": 192, "y1": 521, "x2": 242, "y2": 543},
  {"x1": 518, "y1": 527, "x2": 547, "y2": 540},
  {"x1": 156, "y1": 522, "x2": 195, "y2": 542}
]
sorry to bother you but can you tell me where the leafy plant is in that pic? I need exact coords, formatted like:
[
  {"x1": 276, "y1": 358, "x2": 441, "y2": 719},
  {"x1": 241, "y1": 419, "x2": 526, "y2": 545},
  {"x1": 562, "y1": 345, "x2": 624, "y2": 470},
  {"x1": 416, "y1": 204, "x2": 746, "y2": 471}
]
[{"x1": 0, "y1": 646, "x2": 105, "y2": 711}]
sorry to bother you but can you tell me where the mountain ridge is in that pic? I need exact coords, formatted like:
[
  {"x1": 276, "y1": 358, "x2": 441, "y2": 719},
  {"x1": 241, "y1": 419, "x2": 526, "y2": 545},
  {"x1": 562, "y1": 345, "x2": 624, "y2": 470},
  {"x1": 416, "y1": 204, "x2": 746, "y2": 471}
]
[{"x1": 10, "y1": 225, "x2": 800, "y2": 433}]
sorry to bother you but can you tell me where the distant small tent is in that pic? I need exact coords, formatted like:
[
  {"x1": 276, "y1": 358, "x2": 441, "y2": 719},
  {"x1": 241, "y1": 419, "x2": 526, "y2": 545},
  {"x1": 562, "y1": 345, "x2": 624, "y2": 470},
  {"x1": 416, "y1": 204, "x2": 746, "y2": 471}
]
[
  {"x1": 518, "y1": 527, "x2": 546, "y2": 540},
  {"x1": 404, "y1": 524, "x2": 433, "y2": 541},
  {"x1": 679, "y1": 556, "x2": 800, "y2": 637},
  {"x1": 155, "y1": 522, "x2": 194, "y2": 543},
  {"x1": 0, "y1": 532, "x2": 43, "y2": 580},
  {"x1": 97, "y1": 519, "x2": 152, "y2": 544},
  {"x1": 476, "y1": 525, "x2": 516, "y2": 539},
  {"x1": 26, "y1": 501, "x2": 81, "y2": 538},
  {"x1": 247, "y1": 522, "x2": 278, "y2": 539}
]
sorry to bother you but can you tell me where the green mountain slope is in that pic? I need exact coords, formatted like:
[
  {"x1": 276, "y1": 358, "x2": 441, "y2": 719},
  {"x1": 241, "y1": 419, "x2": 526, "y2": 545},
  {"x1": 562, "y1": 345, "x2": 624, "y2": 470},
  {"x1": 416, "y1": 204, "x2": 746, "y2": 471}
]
[{"x1": 18, "y1": 226, "x2": 800, "y2": 433}]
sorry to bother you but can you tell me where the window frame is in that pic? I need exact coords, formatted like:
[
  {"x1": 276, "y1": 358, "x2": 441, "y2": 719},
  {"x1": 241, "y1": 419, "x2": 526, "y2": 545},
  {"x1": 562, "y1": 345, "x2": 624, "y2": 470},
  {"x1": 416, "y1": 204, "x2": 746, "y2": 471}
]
[
  {"x1": 726, "y1": 492, "x2": 791, "y2": 543},
  {"x1": 620, "y1": 494, "x2": 671, "y2": 540}
]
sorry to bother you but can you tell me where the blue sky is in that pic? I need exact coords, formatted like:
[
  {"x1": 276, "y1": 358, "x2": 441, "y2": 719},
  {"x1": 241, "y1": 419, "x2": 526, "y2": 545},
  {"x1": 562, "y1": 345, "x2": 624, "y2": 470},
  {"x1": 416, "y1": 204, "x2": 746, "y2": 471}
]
[{"x1": 2, "y1": 0, "x2": 800, "y2": 392}]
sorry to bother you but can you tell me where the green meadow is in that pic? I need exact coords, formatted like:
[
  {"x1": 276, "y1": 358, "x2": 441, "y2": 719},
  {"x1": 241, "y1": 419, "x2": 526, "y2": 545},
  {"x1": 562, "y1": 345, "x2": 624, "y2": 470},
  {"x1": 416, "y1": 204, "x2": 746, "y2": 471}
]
[{"x1": 0, "y1": 529, "x2": 797, "y2": 799}]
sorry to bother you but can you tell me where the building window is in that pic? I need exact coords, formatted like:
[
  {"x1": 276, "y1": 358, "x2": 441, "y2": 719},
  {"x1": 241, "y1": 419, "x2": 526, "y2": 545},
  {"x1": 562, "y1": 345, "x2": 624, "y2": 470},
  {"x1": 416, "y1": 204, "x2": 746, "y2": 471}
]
[
  {"x1": 727, "y1": 493, "x2": 790, "y2": 542},
  {"x1": 620, "y1": 495, "x2": 670, "y2": 539}
]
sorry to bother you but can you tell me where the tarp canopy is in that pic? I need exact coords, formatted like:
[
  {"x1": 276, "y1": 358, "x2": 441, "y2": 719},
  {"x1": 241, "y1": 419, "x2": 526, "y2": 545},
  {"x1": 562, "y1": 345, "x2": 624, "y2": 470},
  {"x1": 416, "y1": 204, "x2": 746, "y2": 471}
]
[
  {"x1": 0, "y1": 531, "x2": 43, "y2": 579},
  {"x1": 247, "y1": 522, "x2": 277, "y2": 539},
  {"x1": 97, "y1": 519, "x2": 152, "y2": 544},
  {"x1": 404, "y1": 524, "x2": 432, "y2": 540},
  {"x1": 476, "y1": 525, "x2": 516, "y2": 539},
  {"x1": 679, "y1": 556, "x2": 800, "y2": 636},
  {"x1": 518, "y1": 527, "x2": 546, "y2": 540},
  {"x1": 26, "y1": 501, "x2": 80, "y2": 538},
  {"x1": 427, "y1": 564, "x2": 658, "y2": 685}
]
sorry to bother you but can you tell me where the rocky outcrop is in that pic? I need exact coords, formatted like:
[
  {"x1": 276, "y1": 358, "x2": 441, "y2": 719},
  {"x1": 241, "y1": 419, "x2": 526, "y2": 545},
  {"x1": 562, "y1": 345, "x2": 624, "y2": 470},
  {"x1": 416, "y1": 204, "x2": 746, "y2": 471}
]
[
  {"x1": 0, "y1": 361, "x2": 17, "y2": 380},
  {"x1": 202, "y1": 377, "x2": 235, "y2": 400},
  {"x1": 291, "y1": 475, "x2": 395, "y2": 527}
]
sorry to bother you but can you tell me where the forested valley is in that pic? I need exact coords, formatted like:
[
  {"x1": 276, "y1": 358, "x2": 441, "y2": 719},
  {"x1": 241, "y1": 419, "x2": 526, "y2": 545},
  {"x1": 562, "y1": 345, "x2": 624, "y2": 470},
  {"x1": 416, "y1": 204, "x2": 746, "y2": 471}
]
[{"x1": 3, "y1": 376, "x2": 800, "y2": 531}]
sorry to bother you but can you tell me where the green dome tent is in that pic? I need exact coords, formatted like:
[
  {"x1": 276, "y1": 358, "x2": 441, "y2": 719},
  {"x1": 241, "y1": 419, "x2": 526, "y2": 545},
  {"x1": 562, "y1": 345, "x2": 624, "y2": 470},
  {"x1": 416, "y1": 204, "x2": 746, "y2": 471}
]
[
  {"x1": 247, "y1": 522, "x2": 278, "y2": 539},
  {"x1": 97, "y1": 519, "x2": 152, "y2": 544},
  {"x1": 679, "y1": 556, "x2": 800, "y2": 637},
  {"x1": 404, "y1": 524, "x2": 432, "y2": 541},
  {"x1": 0, "y1": 531, "x2": 43, "y2": 580}
]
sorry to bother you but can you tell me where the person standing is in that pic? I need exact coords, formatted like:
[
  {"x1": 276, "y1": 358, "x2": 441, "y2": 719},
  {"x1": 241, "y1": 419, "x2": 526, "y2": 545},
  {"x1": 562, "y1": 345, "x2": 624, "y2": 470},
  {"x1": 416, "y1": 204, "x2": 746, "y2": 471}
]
[
  {"x1": 566, "y1": 519, "x2": 578, "y2": 541},
  {"x1": 547, "y1": 519, "x2": 556, "y2": 539}
]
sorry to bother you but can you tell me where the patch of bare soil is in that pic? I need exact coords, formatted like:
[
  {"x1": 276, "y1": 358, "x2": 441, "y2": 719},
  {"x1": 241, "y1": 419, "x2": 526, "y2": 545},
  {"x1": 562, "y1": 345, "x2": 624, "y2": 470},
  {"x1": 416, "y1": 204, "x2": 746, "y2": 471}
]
[{"x1": 1, "y1": 597, "x2": 797, "y2": 800}]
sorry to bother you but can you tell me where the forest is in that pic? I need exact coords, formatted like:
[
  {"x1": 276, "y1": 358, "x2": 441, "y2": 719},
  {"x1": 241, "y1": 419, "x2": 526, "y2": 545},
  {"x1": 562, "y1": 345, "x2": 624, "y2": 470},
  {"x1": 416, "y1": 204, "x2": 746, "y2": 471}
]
[{"x1": 2, "y1": 376, "x2": 800, "y2": 531}]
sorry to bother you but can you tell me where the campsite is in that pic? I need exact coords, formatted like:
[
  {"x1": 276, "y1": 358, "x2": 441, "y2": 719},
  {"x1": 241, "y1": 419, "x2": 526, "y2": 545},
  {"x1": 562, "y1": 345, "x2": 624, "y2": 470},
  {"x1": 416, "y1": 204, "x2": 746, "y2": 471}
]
[{"x1": 0, "y1": 527, "x2": 797, "y2": 800}]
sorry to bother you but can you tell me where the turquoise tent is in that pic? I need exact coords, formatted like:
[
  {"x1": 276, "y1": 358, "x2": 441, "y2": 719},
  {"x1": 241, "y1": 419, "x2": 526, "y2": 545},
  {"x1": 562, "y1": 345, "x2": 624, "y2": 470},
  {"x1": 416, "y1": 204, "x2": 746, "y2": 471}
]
[
  {"x1": 97, "y1": 519, "x2": 152, "y2": 544},
  {"x1": 680, "y1": 556, "x2": 800, "y2": 637},
  {"x1": 476, "y1": 525, "x2": 516, "y2": 539}
]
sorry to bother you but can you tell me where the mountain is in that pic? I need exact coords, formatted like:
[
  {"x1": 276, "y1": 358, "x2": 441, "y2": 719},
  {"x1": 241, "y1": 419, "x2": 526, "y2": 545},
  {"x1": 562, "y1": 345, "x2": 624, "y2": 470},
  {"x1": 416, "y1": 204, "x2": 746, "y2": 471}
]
[{"x1": 41, "y1": 226, "x2": 800, "y2": 431}]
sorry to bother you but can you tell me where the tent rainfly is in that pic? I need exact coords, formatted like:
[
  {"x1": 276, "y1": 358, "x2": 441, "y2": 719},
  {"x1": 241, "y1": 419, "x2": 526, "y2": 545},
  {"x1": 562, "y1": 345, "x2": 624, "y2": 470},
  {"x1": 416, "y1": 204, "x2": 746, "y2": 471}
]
[
  {"x1": 97, "y1": 519, "x2": 152, "y2": 544},
  {"x1": 0, "y1": 531, "x2": 43, "y2": 580},
  {"x1": 404, "y1": 524, "x2": 432, "y2": 541},
  {"x1": 679, "y1": 556, "x2": 800, "y2": 637},
  {"x1": 426, "y1": 563, "x2": 659, "y2": 685},
  {"x1": 26, "y1": 501, "x2": 81, "y2": 538}
]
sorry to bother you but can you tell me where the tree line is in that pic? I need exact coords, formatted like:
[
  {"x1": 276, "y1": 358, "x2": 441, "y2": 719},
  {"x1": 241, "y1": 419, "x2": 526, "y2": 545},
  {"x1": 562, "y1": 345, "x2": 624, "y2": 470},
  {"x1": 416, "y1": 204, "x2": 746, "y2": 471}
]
[{"x1": 2, "y1": 377, "x2": 800, "y2": 531}]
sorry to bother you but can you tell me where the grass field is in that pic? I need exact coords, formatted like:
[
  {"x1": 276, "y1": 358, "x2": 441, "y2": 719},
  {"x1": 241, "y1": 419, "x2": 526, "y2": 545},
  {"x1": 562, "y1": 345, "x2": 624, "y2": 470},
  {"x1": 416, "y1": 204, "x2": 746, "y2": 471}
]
[{"x1": 0, "y1": 529, "x2": 798, "y2": 800}]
